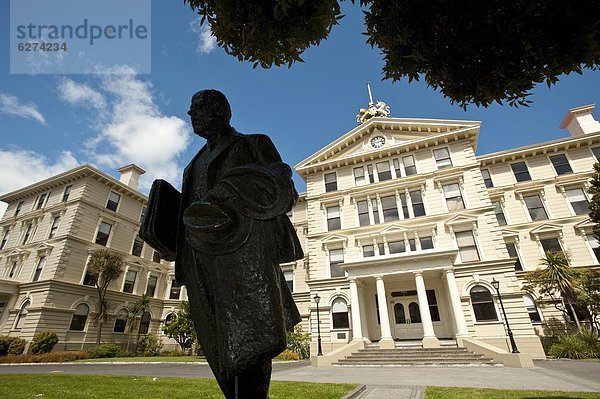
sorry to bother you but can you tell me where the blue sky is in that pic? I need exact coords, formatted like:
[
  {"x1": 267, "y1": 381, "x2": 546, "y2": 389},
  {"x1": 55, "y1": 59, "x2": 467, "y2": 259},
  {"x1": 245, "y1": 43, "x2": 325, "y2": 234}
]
[{"x1": 1, "y1": 1, "x2": 599, "y2": 217}]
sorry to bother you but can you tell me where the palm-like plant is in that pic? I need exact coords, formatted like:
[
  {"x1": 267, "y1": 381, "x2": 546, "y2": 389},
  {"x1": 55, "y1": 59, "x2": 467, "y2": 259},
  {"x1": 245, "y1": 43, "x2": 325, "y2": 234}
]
[{"x1": 126, "y1": 294, "x2": 151, "y2": 353}]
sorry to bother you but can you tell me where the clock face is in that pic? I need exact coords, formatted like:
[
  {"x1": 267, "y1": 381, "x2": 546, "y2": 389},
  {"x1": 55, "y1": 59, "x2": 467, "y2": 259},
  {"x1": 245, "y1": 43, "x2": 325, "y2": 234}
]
[{"x1": 370, "y1": 136, "x2": 386, "y2": 148}]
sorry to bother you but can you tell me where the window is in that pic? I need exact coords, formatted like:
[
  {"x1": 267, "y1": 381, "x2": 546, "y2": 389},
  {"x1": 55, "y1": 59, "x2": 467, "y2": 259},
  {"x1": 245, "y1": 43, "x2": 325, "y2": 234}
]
[
  {"x1": 139, "y1": 311, "x2": 151, "y2": 334},
  {"x1": 140, "y1": 206, "x2": 147, "y2": 225},
  {"x1": 0, "y1": 230, "x2": 9, "y2": 250},
  {"x1": 403, "y1": 155, "x2": 417, "y2": 176},
  {"x1": 363, "y1": 245, "x2": 375, "y2": 257},
  {"x1": 113, "y1": 309, "x2": 128, "y2": 333},
  {"x1": 22, "y1": 223, "x2": 34, "y2": 244},
  {"x1": 410, "y1": 190, "x2": 425, "y2": 217},
  {"x1": 153, "y1": 250, "x2": 161, "y2": 263},
  {"x1": 14, "y1": 201, "x2": 23, "y2": 217},
  {"x1": 35, "y1": 193, "x2": 47, "y2": 210},
  {"x1": 357, "y1": 200, "x2": 370, "y2": 226},
  {"x1": 324, "y1": 172, "x2": 337, "y2": 192},
  {"x1": 549, "y1": 154, "x2": 572, "y2": 175},
  {"x1": 481, "y1": 169, "x2": 493, "y2": 188},
  {"x1": 420, "y1": 236, "x2": 434, "y2": 250},
  {"x1": 48, "y1": 216, "x2": 60, "y2": 238},
  {"x1": 331, "y1": 298, "x2": 349, "y2": 329},
  {"x1": 122, "y1": 270, "x2": 137, "y2": 293},
  {"x1": 443, "y1": 184, "x2": 464, "y2": 211},
  {"x1": 399, "y1": 193, "x2": 409, "y2": 219},
  {"x1": 511, "y1": 162, "x2": 531, "y2": 182},
  {"x1": 493, "y1": 201, "x2": 507, "y2": 226},
  {"x1": 15, "y1": 300, "x2": 30, "y2": 329},
  {"x1": 376, "y1": 161, "x2": 392, "y2": 181},
  {"x1": 408, "y1": 238, "x2": 416, "y2": 251},
  {"x1": 378, "y1": 243, "x2": 385, "y2": 255},
  {"x1": 456, "y1": 230, "x2": 480, "y2": 262},
  {"x1": 62, "y1": 185, "x2": 72, "y2": 202},
  {"x1": 69, "y1": 303, "x2": 89, "y2": 331},
  {"x1": 95, "y1": 221, "x2": 112, "y2": 246},
  {"x1": 371, "y1": 199, "x2": 380, "y2": 224},
  {"x1": 106, "y1": 191, "x2": 121, "y2": 212},
  {"x1": 83, "y1": 269, "x2": 98, "y2": 286},
  {"x1": 523, "y1": 295, "x2": 541, "y2": 323},
  {"x1": 146, "y1": 275, "x2": 158, "y2": 297},
  {"x1": 540, "y1": 237, "x2": 563, "y2": 255},
  {"x1": 470, "y1": 285, "x2": 498, "y2": 321},
  {"x1": 394, "y1": 303, "x2": 406, "y2": 324},
  {"x1": 388, "y1": 240, "x2": 406, "y2": 254},
  {"x1": 32, "y1": 256, "x2": 46, "y2": 281},
  {"x1": 427, "y1": 290, "x2": 440, "y2": 322},
  {"x1": 587, "y1": 235, "x2": 600, "y2": 263},
  {"x1": 393, "y1": 159, "x2": 401, "y2": 178},
  {"x1": 366, "y1": 164, "x2": 375, "y2": 183},
  {"x1": 381, "y1": 195, "x2": 399, "y2": 222},
  {"x1": 524, "y1": 195, "x2": 548, "y2": 221},
  {"x1": 164, "y1": 313, "x2": 176, "y2": 327},
  {"x1": 326, "y1": 206, "x2": 341, "y2": 231},
  {"x1": 284, "y1": 271, "x2": 294, "y2": 293},
  {"x1": 433, "y1": 148, "x2": 452, "y2": 169},
  {"x1": 592, "y1": 147, "x2": 600, "y2": 160},
  {"x1": 169, "y1": 279, "x2": 181, "y2": 299},
  {"x1": 506, "y1": 242, "x2": 522, "y2": 271},
  {"x1": 329, "y1": 249, "x2": 344, "y2": 278},
  {"x1": 566, "y1": 188, "x2": 589, "y2": 215},
  {"x1": 132, "y1": 237, "x2": 144, "y2": 257},
  {"x1": 353, "y1": 167, "x2": 366, "y2": 186},
  {"x1": 8, "y1": 261, "x2": 18, "y2": 278}
]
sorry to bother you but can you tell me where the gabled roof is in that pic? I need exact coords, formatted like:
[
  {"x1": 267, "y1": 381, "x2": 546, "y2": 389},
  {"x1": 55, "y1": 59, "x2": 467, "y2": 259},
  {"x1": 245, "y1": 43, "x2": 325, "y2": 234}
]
[
  {"x1": 529, "y1": 223, "x2": 564, "y2": 235},
  {"x1": 444, "y1": 213, "x2": 479, "y2": 227},
  {"x1": 295, "y1": 117, "x2": 481, "y2": 175}
]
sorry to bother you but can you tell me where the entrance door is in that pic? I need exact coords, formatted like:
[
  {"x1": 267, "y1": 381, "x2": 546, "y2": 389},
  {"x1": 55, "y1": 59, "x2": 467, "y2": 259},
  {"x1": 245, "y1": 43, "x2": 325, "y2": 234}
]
[{"x1": 392, "y1": 299, "x2": 424, "y2": 339}]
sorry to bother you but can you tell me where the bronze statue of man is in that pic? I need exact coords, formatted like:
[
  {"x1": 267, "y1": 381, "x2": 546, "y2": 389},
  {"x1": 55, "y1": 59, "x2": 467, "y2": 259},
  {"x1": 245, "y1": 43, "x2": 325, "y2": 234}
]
[{"x1": 140, "y1": 89, "x2": 303, "y2": 398}]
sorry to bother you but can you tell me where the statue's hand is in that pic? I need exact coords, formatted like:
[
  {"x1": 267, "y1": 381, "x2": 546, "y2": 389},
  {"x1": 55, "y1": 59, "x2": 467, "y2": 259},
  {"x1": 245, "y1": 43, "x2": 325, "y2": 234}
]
[{"x1": 183, "y1": 201, "x2": 232, "y2": 231}]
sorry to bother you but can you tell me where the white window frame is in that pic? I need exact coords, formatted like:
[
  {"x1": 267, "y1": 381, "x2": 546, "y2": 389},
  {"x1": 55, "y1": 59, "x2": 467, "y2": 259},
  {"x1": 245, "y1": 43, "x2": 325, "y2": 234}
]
[
  {"x1": 441, "y1": 183, "x2": 465, "y2": 213},
  {"x1": 93, "y1": 219, "x2": 115, "y2": 247},
  {"x1": 454, "y1": 229, "x2": 481, "y2": 263},
  {"x1": 62, "y1": 185, "x2": 73, "y2": 202},
  {"x1": 145, "y1": 273, "x2": 158, "y2": 297},
  {"x1": 324, "y1": 172, "x2": 338, "y2": 193},
  {"x1": 31, "y1": 255, "x2": 46, "y2": 282},
  {"x1": 504, "y1": 240, "x2": 524, "y2": 271},
  {"x1": 511, "y1": 160, "x2": 532, "y2": 183},
  {"x1": 325, "y1": 204, "x2": 342, "y2": 231},
  {"x1": 106, "y1": 191, "x2": 122, "y2": 212},
  {"x1": 33, "y1": 192, "x2": 49, "y2": 211},
  {"x1": 353, "y1": 166, "x2": 366, "y2": 186},
  {"x1": 328, "y1": 247, "x2": 345, "y2": 278},
  {"x1": 433, "y1": 147, "x2": 453, "y2": 169},
  {"x1": 330, "y1": 297, "x2": 350, "y2": 330},
  {"x1": 402, "y1": 155, "x2": 417, "y2": 176},
  {"x1": 564, "y1": 187, "x2": 590, "y2": 216},
  {"x1": 481, "y1": 169, "x2": 494, "y2": 188},
  {"x1": 68, "y1": 302, "x2": 90, "y2": 332},
  {"x1": 548, "y1": 153, "x2": 573, "y2": 176},
  {"x1": 47, "y1": 215, "x2": 61, "y2": 239},
  {"x1": 584, "y1": 233, "x2": 600, "y2": 265},
  {"x1": 520, "y1": 192, "x2": 550, "y2": 222},
  {"x1": 537, "y1": 235, "x2": 565, "y2": 258},
  {"x1": 122, "y1": 268, "x2": 139, "y2": 294},
  {"x1": 492, "y1": 200, "x2": 508, "y2": 226}
]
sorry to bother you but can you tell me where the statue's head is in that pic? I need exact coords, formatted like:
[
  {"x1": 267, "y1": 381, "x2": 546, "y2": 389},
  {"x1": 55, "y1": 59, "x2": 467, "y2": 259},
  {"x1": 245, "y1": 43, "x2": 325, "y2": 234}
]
[{"x1": 188, "y1": 89, "x2": 232, "y2": 139}]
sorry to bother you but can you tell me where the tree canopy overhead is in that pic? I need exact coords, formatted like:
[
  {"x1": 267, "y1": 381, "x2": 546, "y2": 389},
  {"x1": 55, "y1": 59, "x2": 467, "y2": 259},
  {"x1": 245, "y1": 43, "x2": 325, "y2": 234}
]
[{"x1": 186, "y1": 0, "x2": 600, "y2": 109}]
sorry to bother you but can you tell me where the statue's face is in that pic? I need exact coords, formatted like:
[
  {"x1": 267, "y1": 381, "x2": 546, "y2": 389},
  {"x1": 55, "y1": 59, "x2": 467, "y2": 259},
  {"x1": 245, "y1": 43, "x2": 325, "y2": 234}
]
[
  {"x1": 187, "y1": 90, "x2": 231, "y2": 139},
  {"x1": 188, "y1": 104, "x2": 212, "y2": 138}
]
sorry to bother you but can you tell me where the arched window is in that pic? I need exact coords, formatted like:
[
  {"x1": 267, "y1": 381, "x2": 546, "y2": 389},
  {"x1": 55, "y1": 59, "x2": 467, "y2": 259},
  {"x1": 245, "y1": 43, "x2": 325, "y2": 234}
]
[
  {"x1": 394, "y1": 303, "x2": 406, "y2": 324},
  {"x1": 331, "y1": 298, "x2": 349, "y2": 329},
  {"x1": 163, "y1": 313, "x2": 176, "y2": 334},
  {"x1": 470, "y1": 285, "x2": 498, "y2": 322},
  {"x1": 408, "y1": 302, "x2": 421, "y2": 323},
  {"x1": 15, "y1": 300, "x2": 30, "y2": 329},
  {"x1": 113, "y1": 309, "x2": 128, "y2": 333},
  {"x1": 523, "y1": 295, "x2": 541, "y2": 324},
  {"x1": 69, "y1": 303, "x2": 89, "y2": 331},
  {"x1": 139, "y1": 311, "x2": 151, "y2": 334}
]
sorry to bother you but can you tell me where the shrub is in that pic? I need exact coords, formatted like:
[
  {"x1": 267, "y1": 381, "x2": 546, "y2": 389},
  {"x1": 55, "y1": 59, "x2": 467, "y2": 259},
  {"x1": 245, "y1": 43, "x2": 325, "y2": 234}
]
[
  {"x1": 88, "y1": 343, "x2": 122, "y2": 359},
  {"x1": 160, "y1": 350, "x2": 186, "y2": 357},
  {"x1": 8, "y1": 338, "x2": 26, "y2": 355},
  {"x1": 0, "y1": 336, "x2": 16, "y2": 356},
  {"x1": 0, "y1": 351, "x2": 90, "y2": 364},
  {"x1": 286, "y1": 325, "x2": 310, "y2": 359},
  {"x1": 548, "y1": 331, "x2": 600, "y2": 359},
  {"x1": 30, "y1": 332, "x2": 59, "y2": 355},
  {"x1": 277, "y1": 350, "x2": 300, "y2": 361},
  {"x1": 136, "y1": 335, "x2": 162, "y2": 356}
]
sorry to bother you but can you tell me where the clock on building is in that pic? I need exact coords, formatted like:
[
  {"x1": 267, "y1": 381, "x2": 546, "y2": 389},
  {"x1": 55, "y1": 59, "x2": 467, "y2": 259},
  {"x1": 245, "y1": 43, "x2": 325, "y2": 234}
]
[{"x1": 370, "y1": 136, "x2": 386, "y2": 148}]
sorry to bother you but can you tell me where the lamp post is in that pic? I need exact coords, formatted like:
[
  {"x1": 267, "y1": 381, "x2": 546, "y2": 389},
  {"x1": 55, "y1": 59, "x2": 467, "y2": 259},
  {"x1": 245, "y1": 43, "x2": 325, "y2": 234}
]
[
  {"x1": 491, "y1": 278, "x2": 519, "y2": 353},
  {"x1": 313, "y1": 293, "x2": 323, "y2": 356}
]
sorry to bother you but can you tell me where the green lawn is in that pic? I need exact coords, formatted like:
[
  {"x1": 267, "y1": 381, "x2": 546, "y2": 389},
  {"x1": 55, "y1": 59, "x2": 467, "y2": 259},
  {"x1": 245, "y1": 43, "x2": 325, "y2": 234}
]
[
  {"x1": 0, "y1": 375, "x2": 356, "y2": 399},
  {"x1": 77, "y1": 356, "x2": 207, "y2": 363},
  {"x1": 426, "y1": 387, "x2": 600, "y2": 399}
]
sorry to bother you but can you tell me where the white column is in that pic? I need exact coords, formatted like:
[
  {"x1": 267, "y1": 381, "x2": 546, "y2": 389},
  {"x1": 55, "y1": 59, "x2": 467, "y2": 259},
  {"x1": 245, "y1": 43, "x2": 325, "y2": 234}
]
[
  {"x1": 349, "y1": 278, "x2": 363, "y2": 341},
  {"x1": 444, "y1": 268, "x2": 469, "y2": 337},
  {"x1": 375, "y1": 275, "x2": 394, "y2": 348},
  {"x1": 358, "y1": 285, "x2": 370, "y2": 341},
  {"x1": 414, "y1": 271, "x2": 440, "y2": 348}
]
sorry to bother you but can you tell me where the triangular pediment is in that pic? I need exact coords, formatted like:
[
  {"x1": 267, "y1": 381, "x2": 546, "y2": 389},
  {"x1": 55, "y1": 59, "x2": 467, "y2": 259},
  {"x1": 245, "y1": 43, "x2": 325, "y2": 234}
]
[
  {"x1": 321, "y1": 234, "x2": 348, "y2": 244},
  {"x1": 6, "y1": 248, "x2": 30, "y2": 258},
  {"x1": 295, "y1": 117, "x2": 481, "y2": 173},
  {"x1": 379, "y1": 224, "x2": 409, "y2": 235},
  {"x1": 529, "y1": 223, "x2": 564, "y2": 235},
  {"x1": 574, "y1": 218, "x2": 596, "y2": 234},
  {"x1": 34, "y1": 242, "x2": 54, "y2": 253},
  {"x1": 444, "y1": 213, "x2": 479, "y2": 227},
  {"x1": 501, "y1": 229, "x2": 521, "y2": 238}
]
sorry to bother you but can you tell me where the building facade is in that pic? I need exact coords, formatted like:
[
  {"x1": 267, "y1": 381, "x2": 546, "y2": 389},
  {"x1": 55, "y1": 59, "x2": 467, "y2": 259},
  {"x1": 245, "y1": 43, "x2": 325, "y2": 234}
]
[{"x1": 0, "y1": 104, "x2": 599, "y2": 358}]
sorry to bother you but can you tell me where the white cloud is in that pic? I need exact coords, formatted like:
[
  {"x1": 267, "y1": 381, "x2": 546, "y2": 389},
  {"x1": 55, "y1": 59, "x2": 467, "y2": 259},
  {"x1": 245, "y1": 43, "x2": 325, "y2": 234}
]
[
  {"x1": 0, "y1": 150, "x2": 79, "y2": 217},
  {"x1": 58, "y1": 79, "x2": 107, "y2": 111},
  {"x1": 79, "y1": 66, "x2": 191, "y2": 191},
  {"x1": 191, "y1": 19, "x2": 217, "y2": 54},
  {"x1": 0, "y1": 93, "x2": 46, "y2": 125}
]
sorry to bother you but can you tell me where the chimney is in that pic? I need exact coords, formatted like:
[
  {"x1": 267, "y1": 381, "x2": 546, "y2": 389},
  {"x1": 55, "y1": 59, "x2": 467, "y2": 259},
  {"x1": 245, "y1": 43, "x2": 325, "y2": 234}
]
[
  {"x1": 560, "y1": 104, "x2": 600, "y2": 136},
  {"x1": 118, "y1": 164, "x2": 146, "y2": 191}
]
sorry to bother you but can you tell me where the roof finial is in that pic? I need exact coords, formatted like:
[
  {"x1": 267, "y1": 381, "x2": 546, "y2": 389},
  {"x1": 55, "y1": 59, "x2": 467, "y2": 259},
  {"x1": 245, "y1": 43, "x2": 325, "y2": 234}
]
[{"x1": 356, "y1": 83, "x2": 391, "y2": 124}]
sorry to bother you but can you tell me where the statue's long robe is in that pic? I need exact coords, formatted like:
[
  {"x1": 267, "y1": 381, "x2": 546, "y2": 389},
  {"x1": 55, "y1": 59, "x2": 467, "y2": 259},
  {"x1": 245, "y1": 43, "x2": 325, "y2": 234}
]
[{"x1": 174, "y1": 131, "x2": 303, "y2": 382}]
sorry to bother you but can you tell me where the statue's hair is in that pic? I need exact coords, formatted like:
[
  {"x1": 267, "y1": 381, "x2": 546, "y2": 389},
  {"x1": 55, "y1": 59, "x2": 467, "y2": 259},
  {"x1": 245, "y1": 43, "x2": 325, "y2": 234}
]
[{"x1": 191, "y1": 89, "x2": 232, "y2": 123}]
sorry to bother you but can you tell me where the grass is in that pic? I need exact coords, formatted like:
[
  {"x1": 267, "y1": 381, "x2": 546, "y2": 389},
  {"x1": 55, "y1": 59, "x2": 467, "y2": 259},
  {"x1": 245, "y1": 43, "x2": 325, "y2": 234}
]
[
  {"x1": 426, "y1": 387, "x2": 600, "y2": 399},
  {"x1": 0, "y1": 375, "x2": 356, "y2": 399},
  {"x1": 77, "y1": 356, "x2": 207, "y2": 363}
]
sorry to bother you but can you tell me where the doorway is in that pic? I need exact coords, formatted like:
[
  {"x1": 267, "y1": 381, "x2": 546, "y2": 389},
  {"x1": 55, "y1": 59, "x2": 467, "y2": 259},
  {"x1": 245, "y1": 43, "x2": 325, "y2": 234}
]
[{"x1": 392, "y1": 298, "x2": 423, "y2": 339}]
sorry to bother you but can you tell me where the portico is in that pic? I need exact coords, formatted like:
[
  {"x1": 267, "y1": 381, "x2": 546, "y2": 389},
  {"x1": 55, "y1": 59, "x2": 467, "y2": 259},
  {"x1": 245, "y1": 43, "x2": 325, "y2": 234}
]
[{"x1": 342, "y1": 249, "x2": 469, "y2": 348}]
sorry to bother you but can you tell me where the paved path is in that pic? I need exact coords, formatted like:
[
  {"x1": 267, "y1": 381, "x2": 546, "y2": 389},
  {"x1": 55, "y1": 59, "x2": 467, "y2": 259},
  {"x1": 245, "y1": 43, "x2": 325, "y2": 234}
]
[
  {"x1": 1, "y1": 359, "x2": 599, "y2": 395},
  {"x1": 357, "y1": 385, "x2": 424, "y2": 399}
]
